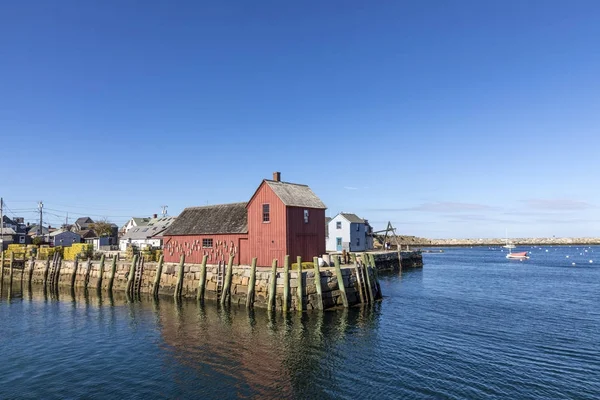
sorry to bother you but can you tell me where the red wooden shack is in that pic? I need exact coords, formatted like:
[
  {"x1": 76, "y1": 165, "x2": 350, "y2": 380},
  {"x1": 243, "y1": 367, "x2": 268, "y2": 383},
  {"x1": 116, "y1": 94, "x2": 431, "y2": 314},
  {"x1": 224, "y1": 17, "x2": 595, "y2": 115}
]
[{"x1": 162, "y1": 173, "x2": 326, "y2": 266}]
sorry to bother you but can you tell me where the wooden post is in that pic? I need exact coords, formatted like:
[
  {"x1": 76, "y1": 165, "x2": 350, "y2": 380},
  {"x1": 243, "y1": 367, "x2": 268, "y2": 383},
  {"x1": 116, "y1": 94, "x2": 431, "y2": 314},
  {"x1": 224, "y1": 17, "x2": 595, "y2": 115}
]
[
  {"x1": 369, "y1": 253, "x2": 382, "y2": 300},
  {"x1": 352, "y1": 253, "x2": 365, "y2": 304},
  {"x1": 152, "y1": 254, "x2": 164, "y2": 297},
  {"x1": 313, "y1": 256, "x2": 324, "y2": 310},
  {"x1": 398, "y1": 249, "x2": 403, "y2": 272},
  {"x1": 28, "y1": 256, "x2": 35, "y2": 284},
  {"x1": 174, "y1": 254, "x2": 185, "y2": 299},
  {"x1": 54, "y1": 255, "x2": 62, "y2": 288},
  {"x1": 43, "y1": 257, "x2": 50, "y2": 288},
  {"x1": 96, "y1": 254, "x2": 105, "y2": 290},
  {"x1": 268, "y1": 259, "x2": 278, "y2": 311},
  {"x1": 296, "y1": 256, "x2": 303, "y2": 312},
  {"x1": 0, "y1": 250, "x2": 4, "y2": 286},
  {"x1": 220, "y1": 254, "x2": 234, "y2": 305},
  {"x1": 127, "y1": 254, "x2": 138, "y2": 296},
  {"x1": 246, "y1": 257, "x2": 257, "y2": 308},
  {"x1": 282, "y1": 255, "x2": 290, "y2": 312},
  {"x1": 9, "y1": 252, "x2": 14, "y2": 285},
  {"x1": 84, "y1": 258, "x2": 92, "y2": 289},
  {"x1": 334, "y1": 256, "x2": 349, "y2": 308},
  {"x1": 197, "y1": 255, "x2": 208, "y2": 302},
  {"x1": 71, "y1": 256, "x2": 79, "y2": 289},
  {"x1": 107, "y1": 256, "x2": 117, "y2": 292},
  {"x1": 362, "y1": 253, "x2": 374, "y2": 303}
]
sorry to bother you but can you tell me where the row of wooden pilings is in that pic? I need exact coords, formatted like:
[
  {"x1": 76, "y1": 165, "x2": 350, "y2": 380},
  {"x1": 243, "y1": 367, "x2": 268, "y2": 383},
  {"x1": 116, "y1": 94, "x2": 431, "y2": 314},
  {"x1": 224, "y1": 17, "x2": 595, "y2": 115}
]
[
  {"x1": 1, "y1": 250, "x2": 383, "y2": 310},
  {"x1": 172, "y1": 252, "x2": 382, "y2": 311}
]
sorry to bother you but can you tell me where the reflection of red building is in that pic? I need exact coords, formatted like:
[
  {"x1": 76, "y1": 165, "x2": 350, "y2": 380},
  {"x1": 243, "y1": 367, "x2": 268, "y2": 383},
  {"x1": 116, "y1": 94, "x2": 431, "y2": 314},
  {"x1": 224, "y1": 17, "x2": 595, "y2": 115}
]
[{"x1": 163, "y1": 173, "x2": 326, "y2": 267}]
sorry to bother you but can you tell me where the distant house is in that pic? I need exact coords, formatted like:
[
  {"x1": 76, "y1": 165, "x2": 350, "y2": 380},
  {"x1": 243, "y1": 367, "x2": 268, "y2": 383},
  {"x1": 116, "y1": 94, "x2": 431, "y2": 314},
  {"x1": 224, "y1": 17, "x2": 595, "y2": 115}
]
[
  {"x1": 326, "y1": 213, "x2": 373, "y2": 252},
  {"x1": 74, "y1": 217, "x2": 94, "y2": 231},
  {"x1": 162, "y1": 172, "x2": 327, "y2": 267},
  {"x1": 121, "y1": 217, "x2": 152, "y2": 235},
  {"x1": 1, "y1": 216, "x2": 29, "y2": 248},
  {"x1": 119, "y1": 216, "x2": 177, "y2": 251},
  {"x1": 49, "y1": 229, "x2": 81, "y2": 247},
  {"x1": 72, "y1": 217, "x2": 119, "y2": 247}
]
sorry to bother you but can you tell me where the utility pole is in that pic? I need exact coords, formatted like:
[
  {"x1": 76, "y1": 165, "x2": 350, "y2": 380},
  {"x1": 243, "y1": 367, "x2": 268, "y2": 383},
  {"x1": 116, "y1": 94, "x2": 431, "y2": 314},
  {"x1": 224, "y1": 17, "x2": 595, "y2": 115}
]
[
  {"x1": 161, "y1": 205, "x2": 168, "y2": 217},
  {"x1": 38, "y1": 201, "x2": 43, "y2": 237}
]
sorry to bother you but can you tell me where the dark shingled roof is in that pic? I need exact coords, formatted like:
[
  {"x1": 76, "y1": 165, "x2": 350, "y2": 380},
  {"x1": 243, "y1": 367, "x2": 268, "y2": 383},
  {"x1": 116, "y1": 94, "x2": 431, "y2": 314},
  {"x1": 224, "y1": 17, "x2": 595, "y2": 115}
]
[
  {"x1": 264, "y1": 180, "x2": 327, "y2": 209},
  {"x1": 163, "y1": 203, "x2": 248, "y2": 236},
  {"x1": 340, "y1": 213, "x2": 366, "y2": 223}
]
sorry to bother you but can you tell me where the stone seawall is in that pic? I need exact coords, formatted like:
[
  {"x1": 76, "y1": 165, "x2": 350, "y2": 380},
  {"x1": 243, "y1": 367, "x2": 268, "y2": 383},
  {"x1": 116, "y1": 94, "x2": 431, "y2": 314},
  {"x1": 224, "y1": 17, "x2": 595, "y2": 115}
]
[
  {"x1": 20, "y1": 258, "x2": 379, "y2": 311},
  {"x1": 371, "y1": 251, "x2": 424, "y2": 271}
]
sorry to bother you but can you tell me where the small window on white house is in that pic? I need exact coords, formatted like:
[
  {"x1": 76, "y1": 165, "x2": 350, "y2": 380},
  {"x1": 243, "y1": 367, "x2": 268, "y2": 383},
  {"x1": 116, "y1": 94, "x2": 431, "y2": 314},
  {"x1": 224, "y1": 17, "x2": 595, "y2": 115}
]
[
  {"x1": 202, "y1": 238, "x2": 213, "y2": 248},
  {"x1": 336, "y1": 221, "x2": 342, "y2": 229},
  {"x1": 304, "y1": 210, "x2": 309, "y2": 223}
]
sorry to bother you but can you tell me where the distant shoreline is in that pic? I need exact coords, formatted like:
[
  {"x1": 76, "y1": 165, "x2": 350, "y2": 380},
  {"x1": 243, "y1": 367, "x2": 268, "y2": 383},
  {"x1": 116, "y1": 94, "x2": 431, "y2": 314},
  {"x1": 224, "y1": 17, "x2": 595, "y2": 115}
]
[{"x1": 403, "y1": 237, "x2": 600, "y2": 247}]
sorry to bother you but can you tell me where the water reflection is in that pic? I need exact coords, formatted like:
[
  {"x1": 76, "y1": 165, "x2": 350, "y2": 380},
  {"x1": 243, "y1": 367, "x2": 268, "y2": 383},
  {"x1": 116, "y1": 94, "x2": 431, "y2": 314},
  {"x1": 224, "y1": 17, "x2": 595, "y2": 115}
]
[{"x1": 0, "y1": 284, "x2": 381, "y2": 399}]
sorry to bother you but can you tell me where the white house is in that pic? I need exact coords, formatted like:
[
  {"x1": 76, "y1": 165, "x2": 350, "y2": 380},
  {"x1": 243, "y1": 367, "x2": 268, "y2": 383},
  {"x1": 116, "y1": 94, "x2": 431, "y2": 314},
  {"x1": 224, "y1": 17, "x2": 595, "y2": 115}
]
[
  {"x1": 119, "y1": 216, "x2": 176, "y2": 251},
  {"x1": 120, "y1": 217, "x2": 151, "y2": 234},
  {"x1": 326, "y1": 213, "x2": 373, "y2": 252}
]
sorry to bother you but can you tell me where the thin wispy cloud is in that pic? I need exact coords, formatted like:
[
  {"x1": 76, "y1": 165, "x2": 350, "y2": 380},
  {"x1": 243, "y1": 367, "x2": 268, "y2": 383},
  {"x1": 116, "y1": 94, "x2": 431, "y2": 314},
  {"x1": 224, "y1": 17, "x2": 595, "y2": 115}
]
[
  {"x1": 343, "y1": 186, "x2": 358, "y2": 190},
  {"x1": 522, "y1": 199, "x2": 595, "y2": 211},
  {"x1": 368, "y1": 202, "x2": 496, "y2": 213}
]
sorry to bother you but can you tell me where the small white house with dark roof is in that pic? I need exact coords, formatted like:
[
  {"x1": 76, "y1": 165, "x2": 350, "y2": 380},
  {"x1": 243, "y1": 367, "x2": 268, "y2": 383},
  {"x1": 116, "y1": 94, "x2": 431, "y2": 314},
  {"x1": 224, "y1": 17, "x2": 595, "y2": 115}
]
[{"x1": 326, "y1": 212, "x2": 373, "y2": 252}]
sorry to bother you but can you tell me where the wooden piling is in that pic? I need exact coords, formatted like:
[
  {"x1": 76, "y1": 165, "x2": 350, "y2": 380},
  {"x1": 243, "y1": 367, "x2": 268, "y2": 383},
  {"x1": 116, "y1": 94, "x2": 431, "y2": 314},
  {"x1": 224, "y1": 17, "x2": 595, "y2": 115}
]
[
  {"x1": 369, "y1": 253, "x2": 382, "y2": 300},
  {"x1": 352, "y1": 253, "x2": 365, "y2": 304},
  {"x1": 107, "y1": 256, "x2": 117, "y2": 292},
  {"x1": 334, "y1": 256, "x2": 349, "y2": 307},
  {"x1": 0, "y1": 251, "x2": 4, "y2": 286},
  {"x1": 84, "y1": 258, "x2": 92, "y2": 289},
  {"x1": 362, "y1": 253, "x2": 374, "y2": 303},
  {"x1": 28, "y1": 256, "x2": 35, "y2": 284},
  {"x1": 197, "y1": 255, "x2": 208, "y2": 302},
  {"x1": 71, "y1": 256, "x2": 79, "y2": 289},
  {"x1": 54, "y1": 255, "x2": 62, "y2": 288},
  {"x1": 152, "y1": 255, "x2": 164, "y2": 297},
  {"x1": 268, "y1": 259, "x2": 278, "y2": 311},
  {"x1": 43, "y1": 257, "x2": 50, "y2": 288},
  {"x1": 127, "y1": 254, "x2": 139, "y2": 296},
  {"x1": 296, "y1": 256, "x2": 303, "y2": 312},
  {"x1": 9, "y1": 252, "x2": 14, "y2": 285},
  {"x1": 246, "y1": 257, "x2": 257, "y2": 308},
  {"x1": 283, "y1": 256, "x2": 290, "y2": 312},
  {"x1": 313, "y1": 256, "x2": 324, "y2": 310},
  {"x1": 174, "y1": 254, "x2": 185, "y2": 299},
  {"x1": 220, "y1": 254, "x2": 234, "y2": 305},
  {"x1": 96, "y1": 254, "x2": 105, "y2": 290}
]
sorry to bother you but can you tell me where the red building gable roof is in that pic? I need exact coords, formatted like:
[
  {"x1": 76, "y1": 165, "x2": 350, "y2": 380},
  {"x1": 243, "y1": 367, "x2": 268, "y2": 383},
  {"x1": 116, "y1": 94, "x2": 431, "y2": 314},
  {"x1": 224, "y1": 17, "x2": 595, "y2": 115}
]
[{"x1": 247, "y1": 180, "x2": 326, "y2": 210}]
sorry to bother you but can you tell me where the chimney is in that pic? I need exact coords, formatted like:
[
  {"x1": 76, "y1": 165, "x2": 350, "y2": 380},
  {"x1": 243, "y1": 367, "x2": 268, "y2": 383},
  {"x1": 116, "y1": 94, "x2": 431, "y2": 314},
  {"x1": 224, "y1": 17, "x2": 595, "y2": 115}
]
[
  {"x1": 153, "y1": 214, "x2": 158, "y2": 219},
  {"x1": 273, "y1": 171, "x2": 281, "y2": 182}
]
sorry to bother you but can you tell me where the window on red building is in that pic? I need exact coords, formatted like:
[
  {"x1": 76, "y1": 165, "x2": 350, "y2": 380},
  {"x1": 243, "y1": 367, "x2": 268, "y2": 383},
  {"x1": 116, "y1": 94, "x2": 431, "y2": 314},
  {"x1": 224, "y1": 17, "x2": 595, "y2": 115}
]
[
  {"x1": 263, "y1": 204, "x2": 270, "y2": 222},
  {"x1": 202, "y1": 238, "x2": 213, "y2": 248}
]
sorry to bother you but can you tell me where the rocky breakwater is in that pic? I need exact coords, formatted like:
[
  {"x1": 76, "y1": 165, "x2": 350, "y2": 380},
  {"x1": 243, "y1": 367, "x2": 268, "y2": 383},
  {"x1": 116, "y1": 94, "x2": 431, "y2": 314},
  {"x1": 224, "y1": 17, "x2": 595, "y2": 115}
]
[{"x1": 425, "y1": 237, "x2": 600, "y2": 247}]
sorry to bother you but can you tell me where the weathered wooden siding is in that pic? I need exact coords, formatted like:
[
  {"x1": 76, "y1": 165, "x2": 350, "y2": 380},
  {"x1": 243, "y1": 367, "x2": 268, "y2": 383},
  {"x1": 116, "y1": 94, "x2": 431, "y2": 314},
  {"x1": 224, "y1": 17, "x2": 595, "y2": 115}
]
[
  {"x1": 247, "y1": 182, "x2": 287, "y2": 266},
  {"x1": 163, "y1": 234, "x2": 248, "y2": 265},
  {"x1": 286, "y1": 207, "x2": 326, "y2": 262}
]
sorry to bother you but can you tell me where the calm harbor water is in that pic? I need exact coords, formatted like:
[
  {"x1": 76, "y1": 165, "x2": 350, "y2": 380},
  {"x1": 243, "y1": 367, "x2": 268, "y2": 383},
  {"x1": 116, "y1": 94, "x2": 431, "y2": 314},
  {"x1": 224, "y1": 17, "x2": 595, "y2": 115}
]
[{"x1": 1, "y1": 246, "x2": 599, "y2": 399}]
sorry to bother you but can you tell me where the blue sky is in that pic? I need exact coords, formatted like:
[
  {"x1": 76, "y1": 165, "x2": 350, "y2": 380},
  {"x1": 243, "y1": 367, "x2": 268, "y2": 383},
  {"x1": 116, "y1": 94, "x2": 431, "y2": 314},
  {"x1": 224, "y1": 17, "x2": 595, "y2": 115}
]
[{"x1": 1, "y1": 1, "x2": 599, "y2": 238}]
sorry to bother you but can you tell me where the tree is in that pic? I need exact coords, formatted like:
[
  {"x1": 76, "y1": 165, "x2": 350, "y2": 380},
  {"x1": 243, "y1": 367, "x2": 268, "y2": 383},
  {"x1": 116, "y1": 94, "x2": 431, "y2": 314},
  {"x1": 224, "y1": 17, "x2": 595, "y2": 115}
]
[{"x1": 90, "y1": 218, "x2": 114, "y2": 237}]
